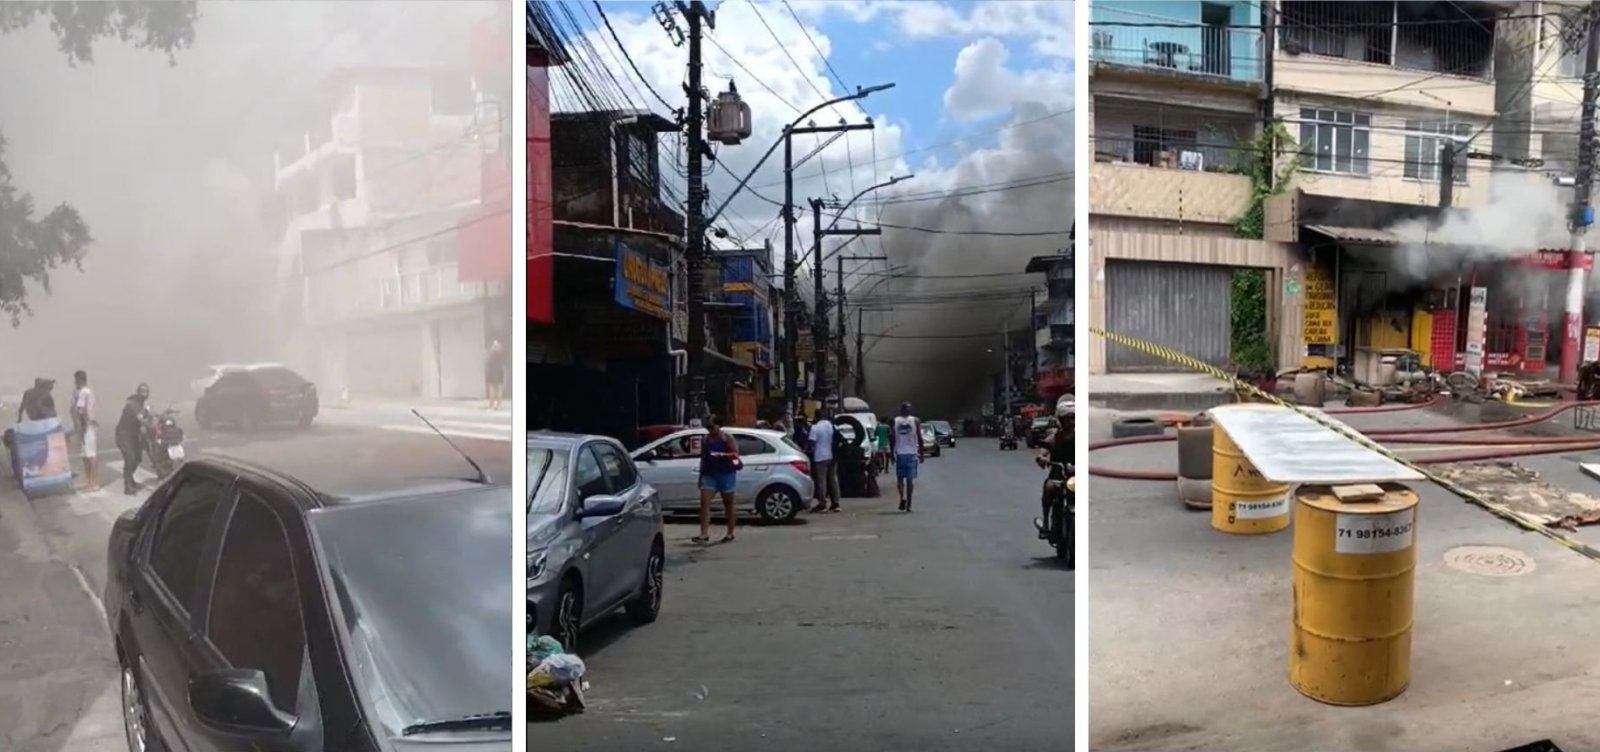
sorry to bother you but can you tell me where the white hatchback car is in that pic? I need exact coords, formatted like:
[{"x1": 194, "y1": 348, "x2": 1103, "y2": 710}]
[{"x1": 632, "y1": 427, "x2": 815, "y2": 523}]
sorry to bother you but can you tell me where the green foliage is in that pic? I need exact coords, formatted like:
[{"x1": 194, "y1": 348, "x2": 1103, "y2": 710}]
[
  {"x1": 0, "y1": 2, "x2": 198, "y2": 325},
  {"x1": 1231, "y1": 269, "x2": 1272, "y2": 374},
  {"x1": 1228, "y1": 119, "x2": 1300, "y2": 372}
]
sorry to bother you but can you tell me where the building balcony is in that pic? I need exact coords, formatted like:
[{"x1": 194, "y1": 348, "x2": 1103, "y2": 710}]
[
  {"x1": 1090, "y1": 2, "x2": 1263, "y2": 85},
  {"x1": 1275, "y1": 0, "x2": 1498, "y2": 115},
  {"x1": 1089, "y1": 160, "x2": 1253, "y2": 224}
]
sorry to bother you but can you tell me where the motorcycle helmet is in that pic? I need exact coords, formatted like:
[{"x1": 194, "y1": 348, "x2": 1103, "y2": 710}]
[{"x1": 1056, "y1": 396, "x2": 1075, "y2": 418}]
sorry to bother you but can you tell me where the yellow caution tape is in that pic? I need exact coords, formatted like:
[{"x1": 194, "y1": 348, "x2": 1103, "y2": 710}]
[{"x1": 1091, "y1": 327, "x2": 1600, "y2": 562}]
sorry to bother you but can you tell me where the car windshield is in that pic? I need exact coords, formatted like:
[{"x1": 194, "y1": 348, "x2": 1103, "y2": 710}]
[
  {"x1": 310, "y1": 491, "x2": 512, "y2": 740},
  {"x1": 929, "y1": 421, "x2": 950, "y2": 432},
  {"x1": 528, "y1": 448, "x2": 568, "y2": 516}
]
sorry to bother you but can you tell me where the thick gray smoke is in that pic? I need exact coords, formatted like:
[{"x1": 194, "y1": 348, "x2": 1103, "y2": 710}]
[
  {"x1": 1386, "y1": 171, "x2": 1570, "y2": 285},
  {"x1": 0, "y1": 1, "x2": 496, "y2": 403},
  {"x1": 861, "y1": 101, "x2": 1073, "y2": 418}
]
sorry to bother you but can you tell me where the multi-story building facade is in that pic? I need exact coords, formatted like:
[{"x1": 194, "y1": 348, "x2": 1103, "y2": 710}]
[
  {"x1": 1027, "y1": 242, "x2": 1075, "y2": 403},
  {"x1": 1089, "y1": 0, "x2": 1591, "y2": 379},
  {"x1": 273, "y1": 62, "x2": 509, "y2": 400}
]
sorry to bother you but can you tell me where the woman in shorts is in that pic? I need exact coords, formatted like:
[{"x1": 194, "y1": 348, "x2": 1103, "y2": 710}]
[{"x1": 694, "y1": 415, "x2": 741, "y2": 545}]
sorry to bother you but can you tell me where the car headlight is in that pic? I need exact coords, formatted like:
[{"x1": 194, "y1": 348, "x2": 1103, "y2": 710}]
[{"x1": 528, "y1": 550, "x2": 548, "y2": 581}]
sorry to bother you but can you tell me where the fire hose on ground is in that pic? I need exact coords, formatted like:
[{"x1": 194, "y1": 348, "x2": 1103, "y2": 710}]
[{"x1": 1092, "y1": 400, "x2": 1600, "y2": 482}]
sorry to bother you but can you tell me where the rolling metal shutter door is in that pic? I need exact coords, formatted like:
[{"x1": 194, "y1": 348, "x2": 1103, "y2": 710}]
[{"x1": 1106, "y1": 260, "x2": 1233, "y2": 372}]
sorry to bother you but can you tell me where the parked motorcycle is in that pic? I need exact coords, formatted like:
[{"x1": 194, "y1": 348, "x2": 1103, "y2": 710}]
[
  {"x1": 1034, "y1": 461, "x2": 1074, "y2": 566},
  {"x1": 142, "y1": 407, "x2": 186, "y2": 478}
]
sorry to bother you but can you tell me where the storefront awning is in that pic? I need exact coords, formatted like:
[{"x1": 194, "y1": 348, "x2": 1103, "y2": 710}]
[{"x1": 1303, "y1": 225, "x2": 1403, "y2": 247}]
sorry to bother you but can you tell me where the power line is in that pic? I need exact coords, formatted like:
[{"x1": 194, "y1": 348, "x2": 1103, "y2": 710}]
[
  {"x1": 821, "y1": 213, "x2": 1073, "y2": 237},
  {"x1": 593, "y1": 1, "x2": 677, "y2": 114}
]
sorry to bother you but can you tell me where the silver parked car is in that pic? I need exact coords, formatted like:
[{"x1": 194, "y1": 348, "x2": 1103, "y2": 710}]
[
  {"x1": 632, "y1": 427, "x2": 814, "y2": 523},
  {"x1": 528, "y1": 432, "x2": 664, "y2": 653}
]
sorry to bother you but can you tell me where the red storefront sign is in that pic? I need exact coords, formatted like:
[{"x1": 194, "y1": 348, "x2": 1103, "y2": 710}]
[
  {"x1": 528, "y1": 62, "x2": 554, "y2": 323},
  {"x1": 1517, "y1": 249, "x2": 1595, "y2": 271}
]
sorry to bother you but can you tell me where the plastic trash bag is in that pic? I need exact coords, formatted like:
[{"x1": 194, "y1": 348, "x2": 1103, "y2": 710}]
[{"x1": 543, "y1": 653, "x2": 586, "y2": 684}]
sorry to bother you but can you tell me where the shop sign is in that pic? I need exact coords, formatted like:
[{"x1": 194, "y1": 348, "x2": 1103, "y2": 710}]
[
  {"x1": 613, "y1": 241, "x2": 671, "y2": 320},
  {"x1": 1302, "y1": 263, "x2": 1336, "y2": 346}
]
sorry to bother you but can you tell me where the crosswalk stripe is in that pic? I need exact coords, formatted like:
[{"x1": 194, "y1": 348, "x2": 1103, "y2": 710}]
[{"x1": 378, "y1": 424, "x2": 511, "y2": 442}]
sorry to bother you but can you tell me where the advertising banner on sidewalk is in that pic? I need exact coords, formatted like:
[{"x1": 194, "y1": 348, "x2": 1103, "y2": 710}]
[{"x1": 12, "y1": 418, "x2": 72, "y2": 498}]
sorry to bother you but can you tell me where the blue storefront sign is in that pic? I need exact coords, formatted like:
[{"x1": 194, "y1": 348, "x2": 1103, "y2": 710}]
[{"x1": 613, "y1": 241, "x2": 672, "y2": 320}]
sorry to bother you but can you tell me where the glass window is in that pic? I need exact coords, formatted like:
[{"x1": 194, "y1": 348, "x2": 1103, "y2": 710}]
[
  {"x1": 593, "y1": 444, "x2": 637, "y2": 490},
  {"x1": 207, "y1": 492, "x2": 306, "y2": 712},
  {"x1": 252, "y1": 368, "x2": 306, "y2": 389},
  {"x1": 573, "y1": 446, "x2": 609, "y2": 500},
  {"x1": 1299, "y1": 108, "x2": 1371, "y2": 176},
  {"x1": 734, "y1": 434, "x2": 774, "y2": 456},
  {"x1": 1403, "y1": 121, "x2": 1471, "y2": 183},
  {"x1": 528, "y1": 448, "x2": 569, "y2": 516},
  {"x1": 149, "y1": 476, "x2": 228, "y2": 611}
]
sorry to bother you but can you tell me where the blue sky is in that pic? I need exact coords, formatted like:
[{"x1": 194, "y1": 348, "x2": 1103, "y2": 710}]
[{"x1": 580, "y1": 0, "x2": 1074, "y2": 220}]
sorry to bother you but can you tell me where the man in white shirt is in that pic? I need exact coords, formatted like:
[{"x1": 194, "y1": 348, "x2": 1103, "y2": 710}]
[
  {"x1": 72, "y1": 370, "x2": 97, "y2": 490},
  {"x1": 890, "y1": 401, "x2": 925, "y2": 512},
  {"x1": 807, "y1": 409, "x2": 841, "y2": 513}
]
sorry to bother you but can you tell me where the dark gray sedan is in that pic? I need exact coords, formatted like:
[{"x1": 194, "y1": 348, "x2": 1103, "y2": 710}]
[
  {"x1": 528, "y1": 432, "x2": 664, "y2": 653},
  {"x1": 104, "y1": 457, "x2": 512, "y2": 752}
]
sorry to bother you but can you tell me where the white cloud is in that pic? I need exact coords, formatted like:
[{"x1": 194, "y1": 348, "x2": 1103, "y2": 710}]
[
  {"x1": 944, "y1": 37, "x2": 1072, "y2": 122},
  {"x1": 792, "y1": 0, "x2": 1074, "y2": 61}
]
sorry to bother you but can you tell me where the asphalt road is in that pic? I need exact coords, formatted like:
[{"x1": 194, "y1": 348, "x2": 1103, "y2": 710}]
[
  {"x1": 0, "y1": 406, "x2": 511, "y2": 752},
  {"x1": 531, "y1": 440, "x2": 1075, "y2": 752}
]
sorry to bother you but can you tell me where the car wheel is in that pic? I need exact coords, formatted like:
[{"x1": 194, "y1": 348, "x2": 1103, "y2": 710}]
[
  {"x1": 195, "y1": 404, "x2": 213, "y2": 431},
  {"x1": 121, "y1": 658, "x2": 165, "y2": 752},
  {"x1": 625, "y1": 540, "x2": 664, "y2": 625},
  {"x1": 757, "y1": 485, "x2": 801, "y2": 523},
  {"x1": 553, "y1": 578, "x2": 583, "y2": 653},
  {"x1": 298, "y1": 411, "x2": 314, "y2": 429}
]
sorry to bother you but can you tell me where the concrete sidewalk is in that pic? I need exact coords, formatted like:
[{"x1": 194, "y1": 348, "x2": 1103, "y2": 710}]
[{"x1": 1088, "y1": 373, "x2": 1235, "y2": 411}]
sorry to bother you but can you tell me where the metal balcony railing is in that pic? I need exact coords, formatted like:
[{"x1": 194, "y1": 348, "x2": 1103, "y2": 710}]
[{"x1": 1091, "y1": 2, "x2": 1263, "y2": 84}]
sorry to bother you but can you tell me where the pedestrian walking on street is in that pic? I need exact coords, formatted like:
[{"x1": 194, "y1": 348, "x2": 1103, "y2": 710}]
[
  {"x1": 485, "y1": 339, "x2": 506, "y2": 410},
  {"x1": 807, "y1": 409, "x2": 841, "y2": 513},
  {"x1": 72, "y1": 371, "x2": 98, "y2": 491},
  {"x1": 891, "y1": 402, "x2": 925, "y2": 512},
  {"x1": 693, "y1": 415, "x2": 741, "y2": 545},
  {"x1": 116, "y1": 383, "x2": 150, "y2": 495}
]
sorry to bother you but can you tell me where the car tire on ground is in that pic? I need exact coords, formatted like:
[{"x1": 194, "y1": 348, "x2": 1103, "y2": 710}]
[
  {"x1": 120, "y1": 649, "x2": 167, "y2": 752},
  {"x1": 195, "y1": 404, "x2": 213, "y2": 431},
  {"x1": 553, "y1": 576, "x2": 583, "y2": 653},
  {"x1": 1111, "y1": 416, "x2": 1166, "y2": 439},
  {"x1": 757, "y1": 485, "x2": 802, "y2": 523},
  {"x1": 625, "y1": 539, "x2": 664, "y2": 625},
  {"x1": 298, "y1": 411, "x2": 314, "y2": 429}
]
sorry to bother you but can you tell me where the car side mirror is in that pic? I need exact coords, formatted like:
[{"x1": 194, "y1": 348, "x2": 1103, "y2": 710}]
[
  {"x1": 189, "y1": 669, "x2": 296, "y2": 737},
  {"x1": 576, "y1": 495, "x2": 626, "y2": 519}
]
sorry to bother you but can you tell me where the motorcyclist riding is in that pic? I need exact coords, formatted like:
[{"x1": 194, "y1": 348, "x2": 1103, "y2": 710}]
[{"x1": 1034, "y1": 399, "x2": 1075, "y2": 538}]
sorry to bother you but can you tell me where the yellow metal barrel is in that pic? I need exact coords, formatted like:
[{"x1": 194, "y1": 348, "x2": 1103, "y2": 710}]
[
  {"x1": 1289, "y1": 483, "x2": 1418, "y2": 706},
  {"x1": 1210, "y1": 405, "x2": 1291, "y2": 534}
]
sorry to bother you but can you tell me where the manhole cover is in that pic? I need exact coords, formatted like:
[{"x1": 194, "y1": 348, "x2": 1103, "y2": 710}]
[{"x1": 1444, "y1": 545, "x2": 1536, "y2": 577}]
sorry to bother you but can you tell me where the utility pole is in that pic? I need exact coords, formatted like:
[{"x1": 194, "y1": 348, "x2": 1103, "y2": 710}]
[
  {"x1": 680, "y1": 0, "x2": 714, "y2": 424},
  {"x1": 1438, "y1": 140, "x2": 1456, "y2": 208},
  {"x1": 808, "y1": 199, "x2": 881, "y2": 406},
  {"x1": 785, "y1": 120, "x2": 878, "y2": 414},
  {"x1": 836, "y1": 254, "x2": 886, "y2": 396},
  {"x1": 1564, "y1": 8, "x2": 1600, "y2": 384},
  {"x1": 1001, "y1": 329, "x2": 1011, "y2": 418},
  {"x1": 855, "y1": 307, "x2": 866, "y2": 398}
]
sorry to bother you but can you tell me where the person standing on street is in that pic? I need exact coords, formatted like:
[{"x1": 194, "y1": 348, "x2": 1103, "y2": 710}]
[
  {"x1": 72, "y1": 371, "x2": 97, "y2": 491},
  {"x1": 693, "y1": 415, "x2": 741, "y2": 545},
  {"x1": 891, "y1": 402, "x2": 925, "y2": 512},
  {"x1": 807, "y1": 409, "x2": 841, "y2": 513},
  {"x1": 17, "y1": 377, "x2": 57, "y2": 422},
  {"x1": 485, "y1": 339, "x2": 507, "y2": 410},
  {"x1": 873, "y1": 416, "x2": 891, "y2": 476},
  {"x1": 116, "y1": 383, "x2": 150, "y2": 495}
]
